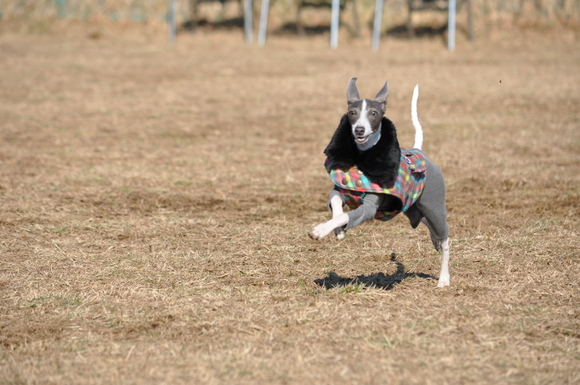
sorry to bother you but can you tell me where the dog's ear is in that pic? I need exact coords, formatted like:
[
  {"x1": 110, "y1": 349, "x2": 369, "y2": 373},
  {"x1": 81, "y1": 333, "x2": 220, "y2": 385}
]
[
  {"x1": 374, "y1": 80, "x2": 389, "y2": 109},
  {"x1": 346, "y1": 77, "x2": 360, "y2": 104}
]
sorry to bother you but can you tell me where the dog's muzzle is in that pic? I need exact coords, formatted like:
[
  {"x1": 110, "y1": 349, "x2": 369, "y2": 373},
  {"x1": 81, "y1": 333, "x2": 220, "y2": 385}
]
[{"x1": 354, "y1": 126, "x2": 365, "y2": 137}]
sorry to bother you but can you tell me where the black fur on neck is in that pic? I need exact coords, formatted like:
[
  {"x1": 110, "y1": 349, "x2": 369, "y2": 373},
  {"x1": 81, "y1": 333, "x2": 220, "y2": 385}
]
[{"x1": 324, "y1": 115, "x2": 401, "y2": 185}]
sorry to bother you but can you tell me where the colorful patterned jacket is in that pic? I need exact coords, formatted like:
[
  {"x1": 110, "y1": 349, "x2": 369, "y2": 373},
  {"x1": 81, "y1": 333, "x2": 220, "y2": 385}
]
[{"x1": 325, "y1": 148, "x2": 427, "y2": 221}]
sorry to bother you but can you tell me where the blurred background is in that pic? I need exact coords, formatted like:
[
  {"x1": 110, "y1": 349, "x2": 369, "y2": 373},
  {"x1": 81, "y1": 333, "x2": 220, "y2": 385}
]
[{"x1": 1, "y1": 0, "x2": 578, "y2": 40}]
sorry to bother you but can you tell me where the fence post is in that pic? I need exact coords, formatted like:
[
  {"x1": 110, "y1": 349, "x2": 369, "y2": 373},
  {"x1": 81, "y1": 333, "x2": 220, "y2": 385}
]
[
  {"x1": 258, "y1": 0, "x2": 269, "y2": 46},
  {"x1": 244, "y1": 0, "x2": 253, "y2": 44},
  {"x1": 448, "y1": 0, "x2": 456, "y2": 51},
  {"x1": 330, "y1": 0, "x2": 340, "y2": 48},
  {"x1": 372, "y1": 0, "x2": 384, "y2": 51},
  {"x1": 168, "y1": 0, "x2": 177, "y2": 43},
  {"x1": 55, "y1": 0, "x2": 67, "y2": 17}
]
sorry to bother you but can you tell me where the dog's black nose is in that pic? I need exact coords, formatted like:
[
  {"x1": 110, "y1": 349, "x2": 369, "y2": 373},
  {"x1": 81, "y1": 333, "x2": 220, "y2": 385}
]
[{"x1": 354, "y1": 126, "x2": 365, "y2": 136}]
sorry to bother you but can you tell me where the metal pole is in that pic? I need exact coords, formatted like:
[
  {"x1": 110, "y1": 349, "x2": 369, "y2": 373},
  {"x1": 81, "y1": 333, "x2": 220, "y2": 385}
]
[
  {"x1": 257, "y1": 0, "x2": 269, "y2": 46},
  {"x1": 448, "y1": 0, "x2": 456, "y2": 51},
  {"x1": 330, "y1": 0, "x2": 340, "y2": 49},
  {"x1": 371, "y1": 0, "x2": 383, "y2": 51},
  {"x1": 244, "y1": 0, "x2": 253, "y2": 44},
  {"x1": 55, "y1": 0, "x2": 67, "y2": 17},
  {"x1": 168, "y1": 0, "x2": 177, "y2": 43}
]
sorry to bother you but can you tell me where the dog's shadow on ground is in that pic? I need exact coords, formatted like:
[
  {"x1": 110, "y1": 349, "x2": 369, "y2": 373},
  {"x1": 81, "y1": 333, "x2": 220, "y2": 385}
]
[{"x1": 314, "y1": 253, "x2": 437, "y2": 291}]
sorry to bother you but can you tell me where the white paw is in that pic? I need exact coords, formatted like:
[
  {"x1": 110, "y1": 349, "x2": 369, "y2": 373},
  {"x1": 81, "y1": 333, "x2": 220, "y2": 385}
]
[
  {"x1": 437, "y1": 276, "x2": 450, "y2": 287},
  {"x1": 335, "y1": 229, "x2": 345, "y2": 240},
  {"x1": 309, "y1": 223, "x2": 332, "y2": 240}
]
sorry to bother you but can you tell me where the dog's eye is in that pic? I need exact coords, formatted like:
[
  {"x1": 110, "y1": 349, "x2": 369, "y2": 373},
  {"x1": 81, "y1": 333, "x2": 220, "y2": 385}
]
[
  {"x1": 348, "y1": 110, "x2": 356, "y2": 116},
  {"x1": 370, "y1": 111, "x2": 377, "y2": 116}
]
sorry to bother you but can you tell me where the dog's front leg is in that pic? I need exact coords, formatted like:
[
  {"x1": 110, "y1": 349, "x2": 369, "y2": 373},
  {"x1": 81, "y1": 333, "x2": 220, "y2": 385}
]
[
  {"x1": 309, "y1": 195, "x2": 348, "y2": 240},
  {"x1": 330, "y1": 194, "x2": 347, "y2": 240}
]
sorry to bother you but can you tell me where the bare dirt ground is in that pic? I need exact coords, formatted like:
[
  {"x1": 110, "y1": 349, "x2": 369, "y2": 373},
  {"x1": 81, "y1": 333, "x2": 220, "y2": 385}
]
[{"x1": 0, "y1": 20, "x2": 579, "y2": 384}]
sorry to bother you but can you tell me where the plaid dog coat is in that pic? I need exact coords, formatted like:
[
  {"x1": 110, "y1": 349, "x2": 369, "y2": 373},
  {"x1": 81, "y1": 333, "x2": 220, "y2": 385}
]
[{"x1": 325, "y1": 148, "x2": 427, "y2": 221}]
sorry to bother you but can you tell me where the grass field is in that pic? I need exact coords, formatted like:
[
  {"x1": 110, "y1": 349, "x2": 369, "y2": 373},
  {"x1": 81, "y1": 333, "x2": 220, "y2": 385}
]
[{"x1": 1, "y1": 20, "x2": 579, "y2": 384}]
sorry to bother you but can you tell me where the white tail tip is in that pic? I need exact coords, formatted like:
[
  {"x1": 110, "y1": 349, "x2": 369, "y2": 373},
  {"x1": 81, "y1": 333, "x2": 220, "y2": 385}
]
[{"x1": 411, "y1": 84, "x2": 423, "y2": 150}]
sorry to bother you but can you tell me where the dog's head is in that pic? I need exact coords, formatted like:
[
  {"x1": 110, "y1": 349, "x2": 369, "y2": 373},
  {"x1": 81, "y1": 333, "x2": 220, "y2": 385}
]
[{"x1": 346, "y1": 77, "x2": 389, "y2": 146}]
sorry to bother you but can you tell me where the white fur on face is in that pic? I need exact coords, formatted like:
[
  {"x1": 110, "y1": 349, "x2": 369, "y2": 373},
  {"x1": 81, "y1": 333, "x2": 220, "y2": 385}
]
[
  {"x1": 351, "y1": 99, "x2": 383, "y2": 151},
  {"x1": 352, "y1": 100, "x2": 372, "y2": 139}
]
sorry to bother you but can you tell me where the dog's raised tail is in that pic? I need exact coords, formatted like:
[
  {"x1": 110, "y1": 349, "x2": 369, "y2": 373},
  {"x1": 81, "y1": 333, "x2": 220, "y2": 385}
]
[{"x1": 411, "y1": 84, "x2": 423, "y2": 150}]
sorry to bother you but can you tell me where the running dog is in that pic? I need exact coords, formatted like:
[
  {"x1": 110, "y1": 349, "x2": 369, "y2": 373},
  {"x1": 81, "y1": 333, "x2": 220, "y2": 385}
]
[{"x1": 309, "y1": 78, "x2": 450, "y2": 287}]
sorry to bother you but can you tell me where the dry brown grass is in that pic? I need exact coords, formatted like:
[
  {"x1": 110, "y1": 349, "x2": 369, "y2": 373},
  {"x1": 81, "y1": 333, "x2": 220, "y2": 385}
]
[{"x1": 0, "y1": 21, "x2": 579, "y2": 384}]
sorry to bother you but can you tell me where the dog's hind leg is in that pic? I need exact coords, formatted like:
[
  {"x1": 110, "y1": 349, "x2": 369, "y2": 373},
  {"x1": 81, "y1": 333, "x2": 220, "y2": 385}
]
[
  {"x1": 438, "y1": 237, "x2": 450, "y2": 287},
  {"x1": 432, "y1": 234, "x2": 451, "y2": 287},
  {"x1": 413, "y1": 157, "x2": 450, "y2": 287},
  {"x1": 421, "y1": 218, "x2": 450, "y2": 287}
]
